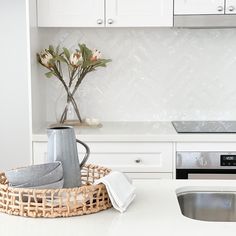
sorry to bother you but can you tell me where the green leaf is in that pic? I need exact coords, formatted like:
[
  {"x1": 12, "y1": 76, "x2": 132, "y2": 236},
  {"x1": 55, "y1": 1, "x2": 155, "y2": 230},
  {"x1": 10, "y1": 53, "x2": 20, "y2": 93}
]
[
  {"x1": 82, "y1": 60, "x2": 96, "y2": 67},
  {"x1": 48, "y1": 45, "x2": 54, "y2": 52},
  {"x1": 98, "y1": 59, "x2": 112, "y2": 64},
  {"x1": 36, "y1": 53, "x2": 41, "y2": 62},
  {"x1": 49, "y1": 58, "x2": 56, "y2": 65},
  {"x1": 55, "y1": 45, "x2": 60, "y2": 54},
  {"x1": 45, "y1": 71, "x2": 54, "y2": 78},
  {"x1": 79, "y1": 44, "x2": 92, "y2": 61},
  {"x1": 63, "y1": 47, "x2": 70, "y2": 60},
  {"x1": 48, "y1": 45, "x2": 54, "y2": 55},
  {"x1": 54, "y1": 55, "x2": 68, "y2": 63},
  {"x1": 82, "y1": 58, "x2": 111, "y2": 68}
]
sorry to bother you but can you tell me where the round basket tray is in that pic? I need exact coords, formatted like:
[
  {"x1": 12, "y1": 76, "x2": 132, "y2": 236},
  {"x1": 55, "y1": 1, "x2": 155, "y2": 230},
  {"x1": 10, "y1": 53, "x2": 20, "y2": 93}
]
[{"x1": 0, "y1": 164, "x2": 112, "y2": 218}]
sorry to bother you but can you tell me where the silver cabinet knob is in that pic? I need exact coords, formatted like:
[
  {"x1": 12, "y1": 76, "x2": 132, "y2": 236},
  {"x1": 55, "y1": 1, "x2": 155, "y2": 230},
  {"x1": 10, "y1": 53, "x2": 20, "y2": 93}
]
[
  {"x1": 217, "y1": 6, "x2": 224, "y2": 12},
  {"x1": 228, "y1": 6, "x2": 235, "y2": 12},
  {"x1": 107, "y1": 19, "x2": 114, "y2": 24},
  {"x1": 135, "y1": 159, "x2": 141, "y2": 164},
  {"x1": 97, "y1": 19, "x2": 103, "y2": 25}
]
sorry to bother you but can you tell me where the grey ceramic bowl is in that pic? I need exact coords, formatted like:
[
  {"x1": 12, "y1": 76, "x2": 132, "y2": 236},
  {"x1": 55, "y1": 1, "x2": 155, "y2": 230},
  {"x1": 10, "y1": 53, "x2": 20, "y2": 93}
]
[
  {"x1": 6, "y1": 161, "x2": 62, "y2": 186},
  {"x1": 14, "y1": 178, "x2": 64, "y2": 189},
  {"x1": 9, "y1": 163, "x2": 63, "y2": 188}
]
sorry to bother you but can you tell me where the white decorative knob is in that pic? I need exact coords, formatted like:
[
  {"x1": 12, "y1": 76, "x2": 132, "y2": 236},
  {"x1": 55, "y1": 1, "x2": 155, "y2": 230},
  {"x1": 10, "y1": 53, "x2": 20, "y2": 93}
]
[
  {"x1": 228, "y1": 6, "x2": 235, "y2": 11},
  {"x1": 107, "y1": 19, "x2": 114, "y2": 24},
  {"x1": 135, "y1": 159, "x2": 141, "y2": 164},
  {"x1": 217, "y1": 6, "x2": 224, "y2": 12},
  {"x1": 97, "y1": 19, "x2": 103, "y2": 25}
]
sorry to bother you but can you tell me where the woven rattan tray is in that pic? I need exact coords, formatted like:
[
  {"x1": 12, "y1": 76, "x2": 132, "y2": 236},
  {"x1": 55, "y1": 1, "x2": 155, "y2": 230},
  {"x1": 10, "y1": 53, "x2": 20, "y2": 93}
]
[{"x1": 0, "y1": 164, "x2": 112, "y2": 218}]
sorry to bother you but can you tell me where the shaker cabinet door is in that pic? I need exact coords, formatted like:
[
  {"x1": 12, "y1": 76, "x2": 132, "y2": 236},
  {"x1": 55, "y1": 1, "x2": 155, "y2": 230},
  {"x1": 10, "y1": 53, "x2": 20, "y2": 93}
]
[
  {"x1": 225, "y1": 0, "x2": 236, "y2": 14},
  {"x1": 37, "y1": 0, "x2": 105, "y2": 27},
  {"x1": 106, "y1": 0, "x2": 173, "y2": 27},
  {"x1": 174, "y1": 0, "x2": 225, "y2": 15}
]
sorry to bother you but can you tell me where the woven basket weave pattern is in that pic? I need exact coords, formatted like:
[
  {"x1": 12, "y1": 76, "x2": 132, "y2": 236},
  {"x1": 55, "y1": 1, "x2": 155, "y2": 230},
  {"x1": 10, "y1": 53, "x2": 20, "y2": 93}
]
[{"x1": 0, "y1": 164, "x2": 112, "y2": 218}]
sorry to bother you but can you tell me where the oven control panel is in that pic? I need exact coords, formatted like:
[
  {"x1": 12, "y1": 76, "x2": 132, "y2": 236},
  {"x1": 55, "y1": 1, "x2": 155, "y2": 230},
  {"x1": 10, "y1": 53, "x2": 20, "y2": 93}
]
[{"x1": 221, "y1": 155, "x2": 236, "y2": 166}]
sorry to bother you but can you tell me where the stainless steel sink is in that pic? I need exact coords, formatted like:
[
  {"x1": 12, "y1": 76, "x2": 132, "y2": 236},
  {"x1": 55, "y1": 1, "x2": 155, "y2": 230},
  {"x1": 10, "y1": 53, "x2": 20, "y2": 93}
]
[{"x1": 177, "y1": 191, "x2": 236, "y2": 222}]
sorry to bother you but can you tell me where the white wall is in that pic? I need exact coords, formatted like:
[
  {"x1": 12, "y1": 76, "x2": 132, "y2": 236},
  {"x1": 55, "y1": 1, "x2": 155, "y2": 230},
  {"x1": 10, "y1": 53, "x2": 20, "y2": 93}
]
[
  {"x1": 0, "y1": 0, "x2": 31, "y2": 170},
  {"x1": 35, "y1": 28, "x2": 236, "y2": 123}
]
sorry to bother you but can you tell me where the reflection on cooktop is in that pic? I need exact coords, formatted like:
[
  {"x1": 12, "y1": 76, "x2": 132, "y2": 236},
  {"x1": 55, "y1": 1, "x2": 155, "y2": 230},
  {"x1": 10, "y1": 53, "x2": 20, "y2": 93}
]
[{"x1": 172, "y1": 121, "x2": 236, "y2": 133}]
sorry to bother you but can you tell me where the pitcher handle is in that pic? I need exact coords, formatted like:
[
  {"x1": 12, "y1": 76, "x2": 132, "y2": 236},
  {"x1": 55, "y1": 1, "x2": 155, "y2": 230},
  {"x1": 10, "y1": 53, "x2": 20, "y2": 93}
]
[{"x1": 76, "y1": 139, "x2": 90, "y2": 168}]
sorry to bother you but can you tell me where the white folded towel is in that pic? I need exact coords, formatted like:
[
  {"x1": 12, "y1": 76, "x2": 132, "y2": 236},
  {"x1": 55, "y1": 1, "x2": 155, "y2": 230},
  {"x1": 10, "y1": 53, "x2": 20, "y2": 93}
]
[{"x1": 94, "y1": 171, "x2": 136, "y2": 213}]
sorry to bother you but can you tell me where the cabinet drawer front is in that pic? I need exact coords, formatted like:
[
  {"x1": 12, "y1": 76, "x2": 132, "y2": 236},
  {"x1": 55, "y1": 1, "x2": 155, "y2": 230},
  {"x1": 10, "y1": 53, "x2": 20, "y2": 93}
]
[
  {"x1": 38, "y1": 0, "x2": 105, "y2": 27},
  {"x1": 87, "y1": 153, "x2": 172, "y2": 172},
  {"x1": 33, "y1": 142, "x2": 173, "y2": 172}
]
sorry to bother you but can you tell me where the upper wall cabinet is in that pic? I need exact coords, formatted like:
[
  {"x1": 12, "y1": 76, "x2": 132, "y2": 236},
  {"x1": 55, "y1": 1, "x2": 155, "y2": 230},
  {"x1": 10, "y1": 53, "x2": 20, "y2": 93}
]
[
  {"x1": 106, "y1": 0, "x2": 173, "y2": 27},
  {"x1": 37, "y1": 0, "x2": 105, "y2": 27},
  {"x1": 226, "y1": 0, "x2": 236, "y2": 14},
  {"x1": 174, "y1": 0, "x2": 225, "y2": 15},
  {"x1": 37, "y1": 0, "x2": 173, "y2": 27}
]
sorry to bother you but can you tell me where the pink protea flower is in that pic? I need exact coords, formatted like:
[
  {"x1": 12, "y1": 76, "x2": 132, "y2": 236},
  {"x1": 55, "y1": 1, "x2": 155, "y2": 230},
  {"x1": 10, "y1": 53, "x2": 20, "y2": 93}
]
[
  {"x1": 39, "y1": 50, "x2": 53, "y2": 68},
  {"x1": 70, "y1": 52, "x2": 83, "y2": 67},
  {"x1": 90, "y1": 49, "x2": 102, "y2": 62}
]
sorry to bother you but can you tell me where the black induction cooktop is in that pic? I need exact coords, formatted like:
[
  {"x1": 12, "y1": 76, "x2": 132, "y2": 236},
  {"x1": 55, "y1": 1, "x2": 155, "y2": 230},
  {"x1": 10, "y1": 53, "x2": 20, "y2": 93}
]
[{"x1": 172, "y1": 121, "x2": 236, "y2": 133}]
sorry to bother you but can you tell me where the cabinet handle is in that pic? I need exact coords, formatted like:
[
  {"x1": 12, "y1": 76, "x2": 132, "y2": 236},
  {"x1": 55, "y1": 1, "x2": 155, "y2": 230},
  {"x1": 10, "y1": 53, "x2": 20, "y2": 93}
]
[
  {"x1": 135, "y1": 159, "x2": 141, "y2": 164},
  {"x1": 107, "y1": 19, "x2": 114, "y2": 24},
  {"x1": 217, "y1": 6, "x2": 224, "y2": 12},
  {"x1": 228, "y1": 6, "x2": 235, "y2": 12},
  {"x1": 97, "y1": 19, "x2": 103, "y2": 25}
]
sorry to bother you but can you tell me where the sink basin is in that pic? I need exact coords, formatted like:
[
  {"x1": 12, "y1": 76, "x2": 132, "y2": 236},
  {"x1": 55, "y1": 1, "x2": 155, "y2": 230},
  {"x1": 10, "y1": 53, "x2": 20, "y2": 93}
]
[{"x1": 177, "y1": 190, "x2": 236, "y2": 222}]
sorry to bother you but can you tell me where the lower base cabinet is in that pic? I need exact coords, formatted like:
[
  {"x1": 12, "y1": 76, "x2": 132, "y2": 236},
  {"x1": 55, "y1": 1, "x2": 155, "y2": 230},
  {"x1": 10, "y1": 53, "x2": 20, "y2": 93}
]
[{"x1": 32, "y1": 141, "x2": 174, "y2": 179}]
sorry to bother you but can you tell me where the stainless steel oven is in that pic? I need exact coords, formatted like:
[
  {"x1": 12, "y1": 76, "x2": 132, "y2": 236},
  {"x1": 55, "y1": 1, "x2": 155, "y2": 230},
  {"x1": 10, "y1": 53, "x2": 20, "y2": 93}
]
[{"x1": 176, "y1": 152, "x2": 236, "y2": 179}]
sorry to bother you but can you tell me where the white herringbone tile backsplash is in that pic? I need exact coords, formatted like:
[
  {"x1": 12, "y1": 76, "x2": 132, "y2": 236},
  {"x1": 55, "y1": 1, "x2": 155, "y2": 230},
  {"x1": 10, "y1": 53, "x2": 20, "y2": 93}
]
[{"x1": 39, "y1": 28, "x2": 236, "y2": 121}]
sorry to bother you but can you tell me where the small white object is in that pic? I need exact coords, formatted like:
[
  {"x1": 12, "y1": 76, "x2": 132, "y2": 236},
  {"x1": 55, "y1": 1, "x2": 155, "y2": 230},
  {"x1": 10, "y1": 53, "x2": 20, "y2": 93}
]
[
  {"x1": 228, "y1": 5, "x2": 235, "y2": 11},
  {"x1": 84, "y1": 118, "x2": 100, "y2": 126},
  {"x1": 94, "y1": 171, "x2": 136, "y2": 213},
  {"x1": 107, "y1": 19, "x2": 114, "y2": 24}
]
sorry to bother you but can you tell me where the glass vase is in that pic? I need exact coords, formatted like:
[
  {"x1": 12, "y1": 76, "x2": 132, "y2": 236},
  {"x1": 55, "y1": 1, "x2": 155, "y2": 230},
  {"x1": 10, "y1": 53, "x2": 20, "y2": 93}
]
[{"x1": 56, "y1": 92, "x2": 82, "y2": 125}]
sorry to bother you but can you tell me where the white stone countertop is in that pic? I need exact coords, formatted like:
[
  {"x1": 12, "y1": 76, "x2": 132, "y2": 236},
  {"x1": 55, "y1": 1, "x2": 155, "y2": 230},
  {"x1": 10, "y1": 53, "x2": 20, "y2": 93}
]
[
  {"x1": 1, "y1": 179, "x2": 236, "y2": 236},
  {"x1": 32, "y1": 121, "x2": 236, "y2": 142}
]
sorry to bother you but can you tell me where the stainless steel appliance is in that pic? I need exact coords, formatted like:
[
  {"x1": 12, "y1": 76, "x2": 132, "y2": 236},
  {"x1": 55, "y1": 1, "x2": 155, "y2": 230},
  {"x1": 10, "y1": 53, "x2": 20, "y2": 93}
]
[
  {"x1": 176, "y1": 152, "x2": 236, "y2": 179},
  {"x1": 172, "y1": 121, "x2": 236, "y2": 133}
]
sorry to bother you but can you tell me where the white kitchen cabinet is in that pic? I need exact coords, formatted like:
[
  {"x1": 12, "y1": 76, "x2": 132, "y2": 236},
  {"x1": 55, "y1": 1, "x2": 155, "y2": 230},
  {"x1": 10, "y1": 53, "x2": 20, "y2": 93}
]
[
  {"x1": 37, "y1": 0, "x2": 105, "y2": 27},
  {"x1": 37, "y1": 0, "x2": 173, "y2": 27},
  {"x1": 106, "y1": 0, "x2": 173, "y2": 27},
  {"x1": 174, "y1": 0, "x2": 225, "y2": 15},
  {"x1": 33, "y1": 141, "x2": 174, "y2": 179},
  {"x1": 225, "y1": 0, "x2": 236, "y2": 14}
]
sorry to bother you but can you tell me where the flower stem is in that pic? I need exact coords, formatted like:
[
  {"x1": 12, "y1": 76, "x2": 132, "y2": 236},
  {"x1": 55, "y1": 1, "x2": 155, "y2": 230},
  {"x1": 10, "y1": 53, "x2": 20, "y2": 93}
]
[{"x1": 59, "y1": 94, "x2": 82, "y2": 124}]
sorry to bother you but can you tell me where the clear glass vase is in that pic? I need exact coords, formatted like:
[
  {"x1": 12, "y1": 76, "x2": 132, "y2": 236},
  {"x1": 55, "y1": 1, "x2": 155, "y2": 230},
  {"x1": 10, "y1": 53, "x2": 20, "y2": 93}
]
[{"x1": 56, "y1": 91, "x2": 82, "y2": 125}]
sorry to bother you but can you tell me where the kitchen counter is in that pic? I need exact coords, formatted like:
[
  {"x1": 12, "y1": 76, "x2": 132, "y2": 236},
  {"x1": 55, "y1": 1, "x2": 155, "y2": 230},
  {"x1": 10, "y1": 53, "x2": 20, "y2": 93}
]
[
  {"x1": 1, "y1": 179, "x2": 236, "y2": 236},
  {"x1": 33, "y1": 121, "x2": 236, "y2": 142}
]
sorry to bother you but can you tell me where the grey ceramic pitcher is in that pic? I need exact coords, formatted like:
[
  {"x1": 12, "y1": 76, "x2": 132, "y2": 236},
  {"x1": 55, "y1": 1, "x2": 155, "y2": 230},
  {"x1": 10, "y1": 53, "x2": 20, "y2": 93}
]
[{"x1": 47, "y1": 126, "x2": 90, "y2": 188}]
